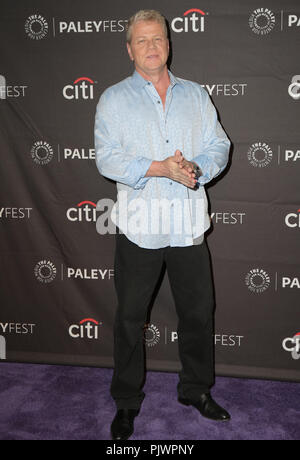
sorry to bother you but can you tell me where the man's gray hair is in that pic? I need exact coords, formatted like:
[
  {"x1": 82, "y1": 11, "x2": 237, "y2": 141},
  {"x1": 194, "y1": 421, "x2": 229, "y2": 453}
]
[{"x1": 126, "y1": 10, "x2": 168, "y2": 43}]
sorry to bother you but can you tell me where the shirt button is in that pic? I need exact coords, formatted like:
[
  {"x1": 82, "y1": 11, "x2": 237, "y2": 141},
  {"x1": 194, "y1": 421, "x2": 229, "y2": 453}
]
[
  {"x1": 157, "y1": 100, "x2": 161, "y2": 104},
  {"x1": 169, "y1": 181, "x2": 172, "y2": 185},
  {"x1": 166, "y1": 140, "x2": 169, "y2": 143}
]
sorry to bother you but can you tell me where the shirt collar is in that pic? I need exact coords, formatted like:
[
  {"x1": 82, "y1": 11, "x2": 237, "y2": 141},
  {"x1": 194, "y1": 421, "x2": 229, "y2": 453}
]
[{"x1": 131, "y1": 69, "x2": 181, "y2": 90}]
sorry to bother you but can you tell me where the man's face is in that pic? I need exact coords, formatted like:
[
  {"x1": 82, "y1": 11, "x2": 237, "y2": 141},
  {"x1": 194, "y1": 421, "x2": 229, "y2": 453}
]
[{"x1": 127, "y1": 20, "x2": 169, "y2": 76}]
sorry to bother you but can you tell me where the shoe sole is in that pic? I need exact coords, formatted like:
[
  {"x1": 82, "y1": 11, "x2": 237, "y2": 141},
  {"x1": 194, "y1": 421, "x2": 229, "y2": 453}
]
[
  {"x1": 178, "y1": 398, "x2": 231, "y2": 422},
  {"x1": 111, "y1": 429, "x2": 134, "y2": 441}
]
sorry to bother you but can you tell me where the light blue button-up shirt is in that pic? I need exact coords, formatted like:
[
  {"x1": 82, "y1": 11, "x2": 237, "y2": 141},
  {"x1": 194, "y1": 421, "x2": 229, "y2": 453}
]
[{"x1": 94, "y1": 70, "x2": 230, "y2": 249}]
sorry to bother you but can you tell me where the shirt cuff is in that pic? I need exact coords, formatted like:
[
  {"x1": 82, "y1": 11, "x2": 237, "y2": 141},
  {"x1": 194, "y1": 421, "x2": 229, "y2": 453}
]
[
  {"x1": 133, "y1": 158, "x2": 153, "y2": 189},
  {"x1": 192, "y1": 155, "x2": 220, "y2": 186}
]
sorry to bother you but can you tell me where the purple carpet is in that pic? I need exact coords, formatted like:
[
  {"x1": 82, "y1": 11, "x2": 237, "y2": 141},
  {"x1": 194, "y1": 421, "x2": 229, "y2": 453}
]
[{"x1": 0, "y1": 362, "x2": 299, "y2": 440}]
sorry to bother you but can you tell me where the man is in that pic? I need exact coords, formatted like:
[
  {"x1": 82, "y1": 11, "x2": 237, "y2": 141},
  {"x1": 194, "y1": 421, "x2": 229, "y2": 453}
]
[{"x1": 94, "y1": 10, "x2": 231, "y2": 440}]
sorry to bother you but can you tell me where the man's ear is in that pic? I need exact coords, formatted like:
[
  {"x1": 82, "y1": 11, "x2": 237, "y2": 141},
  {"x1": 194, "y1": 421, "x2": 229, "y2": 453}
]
[{"x1": 127, "y1": 43, "x2": 134, "y2": 61}]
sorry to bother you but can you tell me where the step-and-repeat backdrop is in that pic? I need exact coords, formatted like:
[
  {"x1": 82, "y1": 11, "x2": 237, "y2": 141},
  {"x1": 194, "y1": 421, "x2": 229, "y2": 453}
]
[{"x1": 0, "y1": 0, "x2": 299, "y2": 382}]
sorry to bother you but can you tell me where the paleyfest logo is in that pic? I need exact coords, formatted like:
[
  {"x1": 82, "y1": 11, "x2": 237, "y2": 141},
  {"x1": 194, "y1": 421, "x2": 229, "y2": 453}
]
[
  {"x1": 0, "y1": 75, "x2": 28, "y2": 100},
  {"x1": 0, "y1": 336, "x2": 6, "y2": 360},
  {"x1": 171, "y1": 8, "x2": 207, "y2": 33}
]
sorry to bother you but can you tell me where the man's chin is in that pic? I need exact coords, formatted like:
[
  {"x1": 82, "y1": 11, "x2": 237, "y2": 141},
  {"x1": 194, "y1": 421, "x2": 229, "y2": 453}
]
[{"x1": 140, "y1": 62, "x2": 167, "y2": 74}]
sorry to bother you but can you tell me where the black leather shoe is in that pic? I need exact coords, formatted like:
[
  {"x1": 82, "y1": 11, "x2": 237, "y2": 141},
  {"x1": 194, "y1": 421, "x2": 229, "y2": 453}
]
[
  {"x1": 111, "y1": 408, "x2": 139, "y2": 440},
  {"x1": 178, "y1": 393, "x2": 231, "y2": 421}
]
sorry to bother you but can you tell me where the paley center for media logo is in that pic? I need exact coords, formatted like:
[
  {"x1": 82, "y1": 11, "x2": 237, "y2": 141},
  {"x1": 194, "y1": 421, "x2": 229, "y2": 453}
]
[
  {"x1": 245, "y1": 268, "x2": 271, "y2": 293},
  {"x1": 249, "y1": 8, "x2": 275, "y2": 35},
  {"x1": 144, "y1": 324, "x2": 161, "y2": 347},
  {"x1": 34, "y1": 260, "x2": 57, "y2": 283},
  {"x1": 25, "y1": 14, "x2": 49, "y2": 40},
  {"x1": 31, "y1": 141, "x2": 54, "y2": 165},
  {"x1": 247, "y1": 142, "x2": 273, "y2": 168}
]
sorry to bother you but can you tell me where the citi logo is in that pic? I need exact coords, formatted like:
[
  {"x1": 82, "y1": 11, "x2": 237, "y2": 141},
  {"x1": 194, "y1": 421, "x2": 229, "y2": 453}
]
[
  {"x1": 67, "y1": 201, "x2": 98, "y2": 222},
  {"x1": 288, "y1": 75, "x2": 300, "y2": 101},
  {"x1": 171, "y1": 9, "x2": 206, "y2": 33},
  {"x1": 282, "y1": 333, "x2": 300, "y2": 360},
  {"x1": 69, "y1": 318, "x2": 102, "y2": 340},
  {"x1": 63, "y1": 77, "x2": 95, "y2": 100},
  {"x1": 285, "y1": 209, "x2": 300, "y2": 228}
]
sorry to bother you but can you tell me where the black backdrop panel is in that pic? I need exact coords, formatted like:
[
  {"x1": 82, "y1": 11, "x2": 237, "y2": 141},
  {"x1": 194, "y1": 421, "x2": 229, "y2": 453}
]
[{"x1": 0, "y1": 0, "x2": 299, "y2": 381}]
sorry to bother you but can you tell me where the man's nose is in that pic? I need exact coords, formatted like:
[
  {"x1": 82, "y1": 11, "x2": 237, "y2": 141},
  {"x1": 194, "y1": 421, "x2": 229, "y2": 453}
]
[{"x1": 148, "y1": 39, "x2": 157, "y2": 48}]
